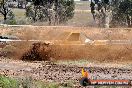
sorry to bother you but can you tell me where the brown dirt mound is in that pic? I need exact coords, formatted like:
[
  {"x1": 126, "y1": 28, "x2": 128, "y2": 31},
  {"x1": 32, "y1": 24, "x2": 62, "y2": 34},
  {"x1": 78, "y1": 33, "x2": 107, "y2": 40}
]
[{"x1": 21, "y1": 42, "x2": 52, "y2": 61}]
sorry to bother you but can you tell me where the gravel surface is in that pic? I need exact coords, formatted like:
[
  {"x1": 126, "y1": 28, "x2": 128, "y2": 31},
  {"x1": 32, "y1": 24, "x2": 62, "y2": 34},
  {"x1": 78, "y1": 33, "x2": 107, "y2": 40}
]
[{"x1": 0, "y1": 59, "x2": 132, "y2": 87}]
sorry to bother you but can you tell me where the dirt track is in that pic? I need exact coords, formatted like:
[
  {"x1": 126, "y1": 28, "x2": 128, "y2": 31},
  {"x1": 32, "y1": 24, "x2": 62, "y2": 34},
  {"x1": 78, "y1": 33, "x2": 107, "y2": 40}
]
[
  {"x1": 0, "y1": 58, "x2": 132, "y2": 87},
  {"x1": 0, "y1": 26, "x2": 132, "y2": 87},
  {"x1": 1, "y1": 26, "x2": 132, "y2": 63}
]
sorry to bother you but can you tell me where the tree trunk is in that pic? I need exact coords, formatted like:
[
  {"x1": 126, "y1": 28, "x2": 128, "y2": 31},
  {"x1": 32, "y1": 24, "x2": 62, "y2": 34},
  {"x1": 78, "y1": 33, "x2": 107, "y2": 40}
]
[
  {"x1": 104, "y1": 14, "x2": 110, "y2": 28},
  {"x1": 48, "y1": 11, "x2": 51, "y2": 25},
  {"x1": 4, "y1": 14, "x2": 7, "y2": 21},
  {"x1": 102, "y1": 8, "x2": 110, "y2": 28}
]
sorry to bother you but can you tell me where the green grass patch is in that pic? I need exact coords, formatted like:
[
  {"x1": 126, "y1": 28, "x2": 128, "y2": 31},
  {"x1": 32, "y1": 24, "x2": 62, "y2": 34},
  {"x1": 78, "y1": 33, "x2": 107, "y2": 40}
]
[
  {"x1": 4, "y1": 76, "x2": 74, "y2": 88},
  {"x1": 0, "y1": 75, "x2": 19, "y2": 88},
  {"x1": 35, "y1": 80, "x2": 74, "y2": 88}
]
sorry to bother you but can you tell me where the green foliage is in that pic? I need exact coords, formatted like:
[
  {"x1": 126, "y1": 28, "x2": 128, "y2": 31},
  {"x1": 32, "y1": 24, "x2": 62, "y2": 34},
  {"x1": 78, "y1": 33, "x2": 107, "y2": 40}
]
[
  {"x1": 0, "y1": 76, "x2": 19, "y2": 88},
  {"x1": 111, "y1": 0, "x2": 132, "y2": 27},
  {"x1": 56, "y1": 0, "x2": 75, "y2": 23},
  {"x1": 91, "y1": 0, "x2": 132, "y2": 27},
  {"x1": 8, "y1": 11, "x2": 15, "y2": 20},
  {"x1": 47, "y1": 83, "x2": 59, "y2": 88},
  {"x1": 4, "y1": 11, "x2": 17, "y2": 25},
  {"x1": 60, "y1": 81, "x2": 74, "y2": 88},
  {"x1": 25, "y1": 5, "x2": 34, "y2": 18},
  {"x1": 0, "y1": 0, "x2": 11, "y2": 21},
  {"x1": 0, "y1": 76, "x2": 74, "y2": 88},
  {"x1": 20, "y1": 77, "x2": 34, "y2": 88},
  {"x1": 7, "y1": 19, "x2": 17, "y2": 25},
  {"x1": 4, "y1": 19, "x2": 17, "y2": 25},
  {"x1": 26, "y1": 0, "x2": 75, "y2": 25}
]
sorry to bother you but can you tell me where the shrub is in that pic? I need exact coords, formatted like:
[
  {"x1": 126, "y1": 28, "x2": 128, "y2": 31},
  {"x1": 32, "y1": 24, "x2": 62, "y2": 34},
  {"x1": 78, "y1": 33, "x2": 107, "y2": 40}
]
[{"x1": 4, "y1": 11, "x2": 17, "y2": 25}]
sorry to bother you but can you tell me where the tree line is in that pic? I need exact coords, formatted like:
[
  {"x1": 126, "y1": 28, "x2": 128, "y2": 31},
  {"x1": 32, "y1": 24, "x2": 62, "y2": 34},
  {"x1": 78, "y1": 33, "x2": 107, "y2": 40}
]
[
  {"x1": 0, "y1": 0, "x2": 131, "y2": 27},
  {"x1": 90, "y1": 0, "x2": 132, "y2": 28},
  {"x1": 0, "y1": 0, "x2": 75, "y2": 25}
]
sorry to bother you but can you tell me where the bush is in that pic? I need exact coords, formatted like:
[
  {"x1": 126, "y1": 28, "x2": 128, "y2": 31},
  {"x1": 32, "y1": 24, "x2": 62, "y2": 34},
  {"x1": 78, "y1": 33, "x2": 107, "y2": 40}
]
[
  {"x1": 4, "y1": 19, "x2": 17, "y2": 25},
  {"x1": 8, "y1": 19, "x2": 17, "y2": 25},
  {"x1": 4, "y1": 11, "x2": 17, "y2": 25}
]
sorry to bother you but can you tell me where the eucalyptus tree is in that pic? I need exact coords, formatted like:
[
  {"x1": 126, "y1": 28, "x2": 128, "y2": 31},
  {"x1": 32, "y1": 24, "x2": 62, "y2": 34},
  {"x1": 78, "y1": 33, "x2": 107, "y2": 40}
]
[
  {"x1": 90, "y1": 0, "x2": 132, "y2": 28},
  {"x1": 26, "y1": 0, "x2": 75, "y2": 25},
  {"x1": 0, "y1": 0, "x2": 11, "y2": 21}
]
